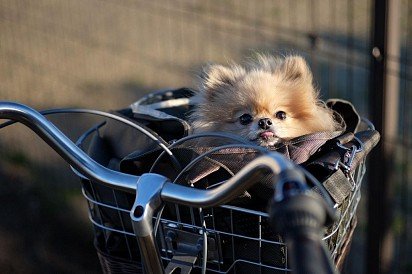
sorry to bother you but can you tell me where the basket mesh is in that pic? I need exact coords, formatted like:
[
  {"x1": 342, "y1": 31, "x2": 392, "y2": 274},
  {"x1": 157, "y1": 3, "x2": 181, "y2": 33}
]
[
  {"x1": 81, "y1": 156, "x2": 365, "y2": 273},
  {"x1": 77, "y1": 114, "x2": 377, "y2": 273}
]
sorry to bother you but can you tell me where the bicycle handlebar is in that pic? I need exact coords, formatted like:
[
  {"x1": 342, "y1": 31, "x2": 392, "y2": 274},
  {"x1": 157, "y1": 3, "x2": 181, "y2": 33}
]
[
  {"x1": 0, "y1": 102, "x2": 337, "y2": 274},
  {"x1": 0, "y1": 102, "x2": 294, "y2": 208},
  {"x1": 161, "y1": 153, "x2": 293, "y2": 207},
  {"x1": 0, "y1": 102, "x2": 139, "y2": 191}
]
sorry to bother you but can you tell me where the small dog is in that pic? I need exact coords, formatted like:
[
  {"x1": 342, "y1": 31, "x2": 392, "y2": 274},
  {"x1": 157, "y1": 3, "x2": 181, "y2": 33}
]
[{"x1": 189, "y1": 55, "x2": 341, "y2": 146}]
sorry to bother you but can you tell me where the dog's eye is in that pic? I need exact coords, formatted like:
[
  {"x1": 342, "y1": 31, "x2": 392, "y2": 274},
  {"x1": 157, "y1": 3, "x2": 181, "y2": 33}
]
[
  {"x1": 275, "y1": 111, "x2": 287, "y2": 120},
  {"x1": 239, "y1": 113, "x2": 253, "y2": 125}
]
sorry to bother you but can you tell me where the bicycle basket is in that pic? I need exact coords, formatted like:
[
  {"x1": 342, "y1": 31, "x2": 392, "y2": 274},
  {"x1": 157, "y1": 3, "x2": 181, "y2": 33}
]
[{"x1": 76, "y1": 88, "x2": 379, "y2": 273}]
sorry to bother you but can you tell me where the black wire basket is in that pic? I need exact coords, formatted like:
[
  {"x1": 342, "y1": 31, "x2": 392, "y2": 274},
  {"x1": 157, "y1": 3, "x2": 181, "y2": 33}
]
[{"x1": 74, "y1": 89, "x2": 379, "y2": 273}]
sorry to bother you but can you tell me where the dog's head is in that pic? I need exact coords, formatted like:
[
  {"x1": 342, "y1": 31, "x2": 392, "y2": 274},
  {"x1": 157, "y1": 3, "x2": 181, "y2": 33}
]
[{"x1": 191, "y1": 55, "x2": 339, "y2": 146}]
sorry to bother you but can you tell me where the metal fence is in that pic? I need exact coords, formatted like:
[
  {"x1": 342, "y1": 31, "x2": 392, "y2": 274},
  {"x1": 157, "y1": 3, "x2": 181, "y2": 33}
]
[{"x1": 0, "y1": 0, "x2": 410, "y2": 273}]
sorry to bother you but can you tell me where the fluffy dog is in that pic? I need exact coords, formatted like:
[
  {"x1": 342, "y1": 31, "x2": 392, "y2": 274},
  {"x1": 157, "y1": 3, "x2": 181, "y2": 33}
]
[{"x1": 189, "y1": 55, "x2": 341, "y2": 146}]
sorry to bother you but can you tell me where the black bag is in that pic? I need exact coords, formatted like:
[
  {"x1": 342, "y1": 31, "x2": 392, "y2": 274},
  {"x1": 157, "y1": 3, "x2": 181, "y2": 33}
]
[{"x1": 92, "y1": 88, "x2": 379, "y2": 207}]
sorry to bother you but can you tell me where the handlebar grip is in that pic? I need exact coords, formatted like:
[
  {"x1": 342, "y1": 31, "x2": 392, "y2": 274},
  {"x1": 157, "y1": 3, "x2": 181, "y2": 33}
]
[{"x1": 269, "y1": 169, "x2": 338, "y2": 274}]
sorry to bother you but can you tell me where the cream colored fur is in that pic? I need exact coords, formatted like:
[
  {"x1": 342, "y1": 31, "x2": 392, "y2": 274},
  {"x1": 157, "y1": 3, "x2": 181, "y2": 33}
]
[{"x1": 190, "y1": 55, "x2": 342, "y2": 146}]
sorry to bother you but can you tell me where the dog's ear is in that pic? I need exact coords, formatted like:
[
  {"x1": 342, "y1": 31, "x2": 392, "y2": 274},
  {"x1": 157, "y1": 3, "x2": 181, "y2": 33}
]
[
  {"x1": 280, "y1": 56, "x2": 313, "y2": 83},
  {"x1": 200, "y1": 64, "x2": 244, "y2": 100}
]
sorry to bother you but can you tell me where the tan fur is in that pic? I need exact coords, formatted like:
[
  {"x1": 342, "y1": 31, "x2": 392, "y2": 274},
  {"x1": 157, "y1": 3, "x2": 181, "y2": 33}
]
[{"x1": 190, "y1": 55, "x2": 342, "y2": 146}]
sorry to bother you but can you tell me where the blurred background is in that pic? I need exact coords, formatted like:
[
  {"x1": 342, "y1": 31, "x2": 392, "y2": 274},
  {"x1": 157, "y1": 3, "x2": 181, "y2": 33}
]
[{"x1": 0, "y1": 0, "x2": 410, "y2": 273}]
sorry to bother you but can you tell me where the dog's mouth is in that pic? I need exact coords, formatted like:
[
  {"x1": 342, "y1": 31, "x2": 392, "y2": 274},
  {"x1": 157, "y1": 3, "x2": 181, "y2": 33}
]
[
  {"x1": 259, "y1": 131, "x2": 275, "y2": 140},
  {"x1": 250, "y1": 131, "x2": 281, "y2": 146}
]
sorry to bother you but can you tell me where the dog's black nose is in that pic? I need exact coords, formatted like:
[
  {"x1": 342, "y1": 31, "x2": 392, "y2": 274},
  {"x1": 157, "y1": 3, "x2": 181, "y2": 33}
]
[{"x1": 258, "y1": 118, "x2": 272, "y2": 130}]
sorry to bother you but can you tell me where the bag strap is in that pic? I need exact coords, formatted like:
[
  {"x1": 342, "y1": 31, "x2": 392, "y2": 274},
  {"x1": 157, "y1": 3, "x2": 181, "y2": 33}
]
[{"x1": 307, "y1": 129, "x2": 380, "y2": 205}]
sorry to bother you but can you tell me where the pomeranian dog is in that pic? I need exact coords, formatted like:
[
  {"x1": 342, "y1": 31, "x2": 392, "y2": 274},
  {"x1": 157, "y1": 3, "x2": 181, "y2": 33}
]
[{"x1": 189, "y1": 55, "x2": 341, "y2": 146}]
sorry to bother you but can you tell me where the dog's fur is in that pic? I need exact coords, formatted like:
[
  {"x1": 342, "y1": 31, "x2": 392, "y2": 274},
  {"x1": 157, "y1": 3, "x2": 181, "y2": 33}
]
[{"x1": 189, "y1": 55, "x2": 341, "y2": 146}]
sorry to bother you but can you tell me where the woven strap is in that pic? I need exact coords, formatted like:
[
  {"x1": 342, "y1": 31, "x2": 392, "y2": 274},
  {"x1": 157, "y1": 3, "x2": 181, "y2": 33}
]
[
  {"x1": 313, "y1": 170, "x2": 351, "y2": 204},
  {"x1": 308, "y1": 129, "x2": 380, "y2": 205}
]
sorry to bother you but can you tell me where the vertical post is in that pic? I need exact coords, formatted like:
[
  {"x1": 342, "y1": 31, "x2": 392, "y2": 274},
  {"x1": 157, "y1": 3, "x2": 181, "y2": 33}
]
[
  {"x1": 368, "y1": 0, "x2": 400, "y2": 273},
  {"x1": 367, "y1": 2, "x2": 387, "y2": 273},
  {"x1": 384, "y1": 0, "x2": 401, "y2": 140}
]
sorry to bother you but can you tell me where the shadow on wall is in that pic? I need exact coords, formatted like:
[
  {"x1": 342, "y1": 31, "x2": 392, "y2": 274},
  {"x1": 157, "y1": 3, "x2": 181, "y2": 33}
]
[
  {"x1": 0, "y1": 81, "x2": 151, "y2": 273},
  {"x1": 0, "y1": 146, "x2": 100, "y2": 273}
]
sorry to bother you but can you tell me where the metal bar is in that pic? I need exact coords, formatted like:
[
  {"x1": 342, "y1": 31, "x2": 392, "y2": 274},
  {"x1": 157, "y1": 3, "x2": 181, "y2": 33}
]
[
  {"x1": 367, "y1": 0, "x2": 400, "y2": 273},
  {"x1": 384, "y1": 0, "x2": 401, "y2": 144},
  {"x1": 130, "y1": 174, "x2": 168, "y2": 274},
  {"x1": 368, "y1": 0, "x2": 387, "y2": 273},
  {"x1": 161, "y1": 154, "x2": 294, "y2": 207},
  {"x1": 399, "y1": 3, "x2": 411, "y2": 271},
  {"x1": 347, "y1": 0, "x2": 355, "y2": 101}
]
